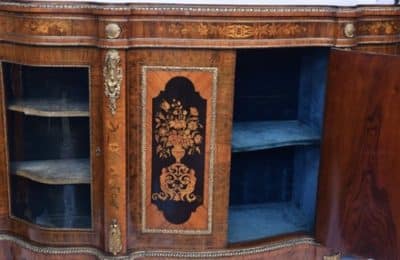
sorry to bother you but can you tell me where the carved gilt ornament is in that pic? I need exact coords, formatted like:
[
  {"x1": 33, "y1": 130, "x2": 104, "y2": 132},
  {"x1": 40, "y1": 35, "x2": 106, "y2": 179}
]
[
  {"x1": 108, "y1": 219, "x2": 122, "y2": 256},
  {"x1": 104, "y1": 50, "x2": 122, "y2": 115},
  {"x1": 344, "y1": 23, "x2": 355, "y2": 38},
  {"x1": 105, "y1": 23, "x2": 121, "y2": 39},
  {"x1": 323, "y1": 253, "x2": 341, "y2": 260}
]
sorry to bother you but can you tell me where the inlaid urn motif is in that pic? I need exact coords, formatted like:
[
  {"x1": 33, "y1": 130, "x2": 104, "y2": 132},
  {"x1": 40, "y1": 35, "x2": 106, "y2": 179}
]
[
  {"x1": 151, "y1": 77, "x2": 206, "y2": 224},
  {"x1": 152, "y1": 99, "x2": 203, "y2": 203}
]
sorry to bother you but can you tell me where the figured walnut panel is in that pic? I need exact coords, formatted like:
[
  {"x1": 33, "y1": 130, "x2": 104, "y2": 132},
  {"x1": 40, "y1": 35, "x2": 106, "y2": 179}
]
[
  {"x1": 0, "y1": 3, "x2": 399, "y2": 48},
  {"x1": 353, "y1": 43, "x2": 400, "y2": 55},
  {"x1": 0, "y1": 233, "x2": 332, "y2": 259},
  {"x1": 316, "y1": 49, "x2": 400, "y2": 259},
  {"x1": 143, "y1": 67, "x2": 215, "y2": 233},
  {"x1": 0, "y1": 240, "x2": 97, "y2": 260},
  {"x1": 143, "y1": 244, "x2": 331, "y2": 260},
  {"x1": 102, "y1": 49, "x2": 127, "y2": 255},
  {"x1": 128, "y1": 49, "x2": 235, "y2": 250}
]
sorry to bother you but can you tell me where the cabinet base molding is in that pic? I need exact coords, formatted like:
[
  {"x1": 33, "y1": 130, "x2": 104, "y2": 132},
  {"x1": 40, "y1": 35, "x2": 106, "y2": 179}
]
[{"x1": 0, "y1": 234, "x2": 320, "y2": 259}]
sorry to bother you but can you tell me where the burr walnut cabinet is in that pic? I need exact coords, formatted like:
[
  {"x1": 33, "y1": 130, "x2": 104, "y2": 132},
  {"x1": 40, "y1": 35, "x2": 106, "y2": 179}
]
[{"x1": 0, "y1": 1, "x2": 400, "y2": 259}]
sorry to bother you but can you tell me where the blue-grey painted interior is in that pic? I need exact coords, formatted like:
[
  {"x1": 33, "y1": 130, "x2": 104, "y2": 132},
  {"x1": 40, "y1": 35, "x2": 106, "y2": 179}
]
[{"x1": 229, "y1": 48, "x2": 329, "y2": 243}]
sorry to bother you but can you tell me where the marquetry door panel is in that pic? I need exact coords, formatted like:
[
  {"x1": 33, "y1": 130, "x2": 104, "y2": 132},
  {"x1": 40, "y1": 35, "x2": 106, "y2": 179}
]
[
  {"x1": 127, "y1": 49, "x2": 235, "y2": 250},
  {"x1": 0, "y1": 44, "x2": 104, "y2": 248},
  {"x1": 316, "y1": 49, "x2": 400, "y2": 260}
]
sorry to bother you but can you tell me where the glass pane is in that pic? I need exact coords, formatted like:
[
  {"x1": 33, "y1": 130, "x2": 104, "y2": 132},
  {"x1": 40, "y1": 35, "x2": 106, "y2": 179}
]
[{"x1": 1, "y1": 62, "x2": 91, "y2": 229}]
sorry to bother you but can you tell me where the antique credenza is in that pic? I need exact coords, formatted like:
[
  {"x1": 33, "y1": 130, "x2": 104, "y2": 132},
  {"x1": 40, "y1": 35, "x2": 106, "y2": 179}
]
[{"x1": 0, "y1": 1, "x2": 400, "y2": 259}]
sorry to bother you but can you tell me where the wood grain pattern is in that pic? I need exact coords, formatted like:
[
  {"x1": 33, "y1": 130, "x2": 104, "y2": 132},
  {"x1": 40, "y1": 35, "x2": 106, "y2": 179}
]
[
  {"x1": 0, "y1": 240, "x2": 97, "y2": 260},
  {"x1": 0, "y1": 233, "x2": 332, "y2": 259},
  {"x1": 353, "y1": 43, "x2": 400, "y2": 55},
  {"x1": 102, "y1": 49, "x2": 127, "y2": 255},
  {"x1": 0, "y1": 43, "x2": 104, "y2": 248},
  {"x1": 0, "y1": 52, "x2": 10, "y2": 227},
  {"x1": 143, "y1": 67, "x2": 214, "y2": 232},
  {"x1": 127, "y1": 49, "x2": 235, "y2": 250},
  {"x1": 0, "y1": 1, "x2": 398, "y2": 258},
  {"x1": 316, "y1": 49, "x2": 400, "y2": 260},
  {"x1": 0, "y1": 4, "x2": 399, "y2": 48}
]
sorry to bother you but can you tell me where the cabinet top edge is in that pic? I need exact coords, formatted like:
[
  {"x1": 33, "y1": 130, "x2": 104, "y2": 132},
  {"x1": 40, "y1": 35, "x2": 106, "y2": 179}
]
[{"x1": 1, "y1": 1, "x2": 399, "y2": 15}]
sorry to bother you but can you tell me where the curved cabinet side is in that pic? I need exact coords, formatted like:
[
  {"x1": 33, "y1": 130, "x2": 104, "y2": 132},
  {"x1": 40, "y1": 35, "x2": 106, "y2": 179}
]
[{"x1": 0, "y1": 43, "x2": 104, "y2": 248}]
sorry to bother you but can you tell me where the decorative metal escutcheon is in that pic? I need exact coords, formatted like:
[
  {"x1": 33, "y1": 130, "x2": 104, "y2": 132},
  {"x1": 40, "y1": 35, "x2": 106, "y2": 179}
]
[
  {"x1": 344, "y1": 23, "x2": 356, "y2": 38},
  {"x1": 103, "y1": 49, "x2": 122, "y2": 115},
  {"x1": 105, "y1": 23, "x2": 121, "y2": 39},
  {"x1": 108, "y1": 219, "x2": 122, "y2": 255},
  {"x1": 323, "y1": 253, "x2": 341, "y2": 260}
]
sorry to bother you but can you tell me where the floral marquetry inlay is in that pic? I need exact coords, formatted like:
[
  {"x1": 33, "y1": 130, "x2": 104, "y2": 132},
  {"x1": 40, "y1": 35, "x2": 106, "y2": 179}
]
[
  {"x1": 154, "y1": 100, "x2": 203, "y2": 159},
  {"x1": 143, "y1": 66, "x2": 217, "y2": 233},
  {"x1": 164, "y1": 22, "x2": 307, "y2": 39},
  {"x1": 149, "y1": 77, "x2": 206, "y2": 225},
  {"x1": 152, "y1": 99, "x2": 203, "y2": 203},
  {"x1": 22, "y1": 20, "x2": 70, "y2": 35},
  {"x1": 358, "y1": 21, "x2": 400, "y2": 35}
]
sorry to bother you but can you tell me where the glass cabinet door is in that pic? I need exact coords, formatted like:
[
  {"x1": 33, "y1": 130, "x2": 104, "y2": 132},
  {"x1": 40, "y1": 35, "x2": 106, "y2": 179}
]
[{"x1": 1, "y1": 63, "x2": 91, "y2": 229}]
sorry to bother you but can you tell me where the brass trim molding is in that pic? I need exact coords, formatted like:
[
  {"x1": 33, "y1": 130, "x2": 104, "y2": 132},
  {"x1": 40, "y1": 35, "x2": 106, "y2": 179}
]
[
  {"x1": 141, "y1": 66, "x2": 218, "y2": 235},
  {"x1": 104, "y1": 50, "x2": 122, "y2": 115},
  {"x1": 0, "y1": 1, "x2": 399, "y2": 13},
  {"x1": 0, "y1": 233, "x2": 318, "y2": 259},
  {"x1": 323, "y1": 253, "x2": 341, "y2": 260}
]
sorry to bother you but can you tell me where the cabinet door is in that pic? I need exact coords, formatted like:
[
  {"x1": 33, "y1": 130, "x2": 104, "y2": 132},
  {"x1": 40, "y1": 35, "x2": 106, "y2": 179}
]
[
  {"x1": 316, "y1": 49, "x2": 400, "y2": 259},
  {"x1": 127, "y1": 49, "x2": 235, "y2": 250},
  {"x1": 0, "y1": 45, "x2": 104, "y2": 248}
]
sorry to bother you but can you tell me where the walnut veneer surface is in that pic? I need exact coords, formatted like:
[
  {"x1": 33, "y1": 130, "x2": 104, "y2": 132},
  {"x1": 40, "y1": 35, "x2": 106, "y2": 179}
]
[{"x1": 0, "y1": 1, "x2": 399, "y2": 259}]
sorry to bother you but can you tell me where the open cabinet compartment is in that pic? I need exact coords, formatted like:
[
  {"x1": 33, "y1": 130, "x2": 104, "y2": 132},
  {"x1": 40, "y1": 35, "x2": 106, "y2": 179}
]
[
  {"x1": 229, "y1": 48, "x2": 329, "y2": 243},
  {"x1": 1, "y1": 63, "x2": 92, "y2": 229}
]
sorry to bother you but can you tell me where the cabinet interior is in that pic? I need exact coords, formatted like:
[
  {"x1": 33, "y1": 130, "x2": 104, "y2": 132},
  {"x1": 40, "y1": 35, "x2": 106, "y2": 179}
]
[
  {"x1": 1, "y1": 63, "x2": 92, "y2": 229},
  {"x1": 229, "y1": 48, "x2": 329, "y2": 243}
]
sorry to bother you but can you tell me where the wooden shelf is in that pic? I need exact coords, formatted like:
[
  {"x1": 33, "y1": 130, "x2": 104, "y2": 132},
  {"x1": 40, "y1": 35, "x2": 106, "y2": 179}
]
[
  {"x1": 8, "y1": 99, "x2": 89, "y2": 117},
  {"x1": 228, "y1": 202, "x2": 310, "y2": 243},
  {"x1": 11, "y1": 159, "x2": 90, "y2": 185},
  {"x1": 232, "y1": 120, "x2": 320, "y2": 152},
  {"x1": 35, "y1": 214, "x2": 91, "y2": 229}
]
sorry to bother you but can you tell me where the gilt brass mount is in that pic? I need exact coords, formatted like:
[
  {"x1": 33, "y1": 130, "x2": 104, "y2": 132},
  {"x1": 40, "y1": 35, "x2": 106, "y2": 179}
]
[
  {"x1": 108, "y1": 219, "x2": 122, "y2": 256},
  {"x1": 344, "y1": 23, "x2": 355, "y2": 38},
  {"x1": 323, "y1": 253, "x2": 341, "y2": 260},
  {"x1": 104, "y1": 49, "x2": 122, "y2": 115},
  {"x1": 105, "y1": 23, "x2": 121, "y2": 39}
]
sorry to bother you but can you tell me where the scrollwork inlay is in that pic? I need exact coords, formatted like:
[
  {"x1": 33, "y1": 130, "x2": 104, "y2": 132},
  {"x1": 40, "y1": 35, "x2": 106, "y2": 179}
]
[
  {"x1": 104, "y1": 50, "x2": 122, "y2": 115},
  {"x1": 152, "y1": 99, "x2": 202, "y2": 203},
  {"x1": 165, "y1": 22, "x2": 307, "y2": 39}
]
